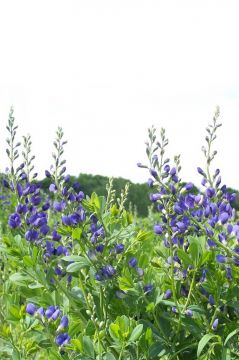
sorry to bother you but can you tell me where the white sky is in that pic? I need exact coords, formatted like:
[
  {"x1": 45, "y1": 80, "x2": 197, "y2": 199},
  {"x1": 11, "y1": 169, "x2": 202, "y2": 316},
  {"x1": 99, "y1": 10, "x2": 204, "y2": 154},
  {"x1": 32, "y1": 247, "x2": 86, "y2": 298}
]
[{"x1": 0, "y1": 0, "x2": 239, "y2": 189}]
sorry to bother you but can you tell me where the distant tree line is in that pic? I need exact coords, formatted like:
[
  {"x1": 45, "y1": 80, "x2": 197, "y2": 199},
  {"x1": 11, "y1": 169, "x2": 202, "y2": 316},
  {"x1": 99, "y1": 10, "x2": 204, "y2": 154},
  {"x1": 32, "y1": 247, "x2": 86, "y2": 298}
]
[{"x1": 2, "y1": 172, "x2": 239, "y2": 218}]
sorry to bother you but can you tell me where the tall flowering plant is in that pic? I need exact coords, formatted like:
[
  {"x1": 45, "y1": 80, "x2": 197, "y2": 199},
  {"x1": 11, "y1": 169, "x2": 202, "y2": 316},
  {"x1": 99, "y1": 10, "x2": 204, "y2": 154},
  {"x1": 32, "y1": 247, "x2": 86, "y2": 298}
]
[
  {"x1": 0, "y1": 108, "x2": 155, "y2": 359},
  {"x1": 137, "y1": 107, "x2": 239, "y2": 358}
]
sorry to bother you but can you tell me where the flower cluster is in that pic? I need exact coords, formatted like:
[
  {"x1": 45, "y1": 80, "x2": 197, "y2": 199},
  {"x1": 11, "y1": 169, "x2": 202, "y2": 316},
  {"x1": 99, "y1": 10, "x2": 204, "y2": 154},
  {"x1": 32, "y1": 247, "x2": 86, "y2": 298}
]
[{"x1": 26, "y1": 303, "x2": 70, "y2": 347}]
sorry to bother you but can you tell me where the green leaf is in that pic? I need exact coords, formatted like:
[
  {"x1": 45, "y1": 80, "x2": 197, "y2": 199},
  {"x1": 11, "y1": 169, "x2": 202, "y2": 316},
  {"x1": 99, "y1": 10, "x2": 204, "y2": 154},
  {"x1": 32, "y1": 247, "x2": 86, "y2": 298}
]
[
  {"x1": 23, "y1": 255, "x2": 34, "y2": 267},
  {"x1": 72, "y1": 228, "x2": 82, "y2": 240},
  {"x1": 118, "y1": 275, "x2": 134, "y2": 291},
  {"x1": 62, "y1": 255, "x2": 87, "y2": 262},
  {"x1": 197, "y1": 334, "x2": 218, "y2": 357},
  {"x1": 66, "y1": 259, "x2": 90, "y2": 273},
  {"x1": 177, "y1": 249, "x2": 192, "y2": 266},
  {"x1": 9, "y1": 272, "x2": 31, "y2": 286},
  {"x1": 224, "y1": 328, "x2": 239, "y2": 345},
  {"x1": 149, "y1": 342, "x2": 166, "y2": 359},
  {"x1": 221, "y1": 348, "x2": 231, "y2": 360},
  {"x1": 128, "y1": 324, "x2": 143, "y2": 342},
  {"x1": 104, "y1": 353, "x2": 116, "y2": 360},
  {"x1": 83, "y1": 336, "x2": 94, "y2": 358},
  {"x1": 109, "y1": 323, "x2": 121, "y2": 342}
]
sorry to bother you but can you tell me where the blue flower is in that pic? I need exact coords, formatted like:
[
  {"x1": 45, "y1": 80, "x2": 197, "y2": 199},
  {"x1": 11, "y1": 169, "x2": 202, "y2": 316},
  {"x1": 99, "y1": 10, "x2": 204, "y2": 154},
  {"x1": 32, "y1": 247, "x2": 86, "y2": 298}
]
[
  {"x1": 219, "y1": 212, "x2": 229, "y2": 225},
  {"x1": 147, "y1": 178, "x2": 154, "y2": 187},
  {"x1": 26, "y1": 303, "x2": 37, "y2": 315},
  {"x1": 102, "y1": 265, "x2": 115, "y2": 278},
  {"x1": 144, "y1": 284, "x2": 153, "y2": 294},
  {"x1": 185, "y1": 309, "x2": 193, "y2": 317},
  {"x1": 96, "y1": 244, "x2": 104, "y2": 253},
  {"x1": 206, "y1": 188, "x2": 215, "y2": 198},
  {"x1": 216, "y1": 254, "x2": 227, "y2": 264},
  {"x1": 8, "y1": 213, "x2": 21, "y2": 228},
  {"x1": 16, "y1": 203, "x2": 27, "y2": 214},
  {"x1": 52, "y1": 230, "x2": 62, "y2": 241},
  {"x1": 25, "y1": 229, "x2": 39, "y2": 242},
  {"x1": 149, "y1": 168, "x2": 158, "y2": 178},
  {"x1": 197, "y1": 167, "x2": 205, "y2": 176},
  {"x1": 212, "y1": 318, "x2": 219, "y2": 330},
  {"x1": 57, "y1": 316, "x2": 69, "y2": 331},
  {"x1": 49, "y1": 184, "x2": 57, "y2": 192},
  {"x1": 36, "y1": 307, "x2": 45, "y2": 318},
  {"x1": 164, "y1": 289, "x2": 172, "y2": 299},
  {"x1": 208, "y1": 295, "x2": 215, "y2": 306},
  {"x1": 226, "y1": 267, "x2": 232, "y2": 281},
  {"x1": 115, "y1": 244, "x2": 124, "y2": 254},
  {"x1": 72, "y1": 182, "x2": 81, "y2": 192},
  {"x1": 128, "y1": 257, "x2": 137, "y2": 268},
  {"x1": 45, "y1": 306, "x2": 58, "y2": 319},
  {"x1": 55, "y1": 333, "x2": 71, "y2": 347},
  {"x1": 154, "y1": 225, "x2": 163, "y2": 235}
]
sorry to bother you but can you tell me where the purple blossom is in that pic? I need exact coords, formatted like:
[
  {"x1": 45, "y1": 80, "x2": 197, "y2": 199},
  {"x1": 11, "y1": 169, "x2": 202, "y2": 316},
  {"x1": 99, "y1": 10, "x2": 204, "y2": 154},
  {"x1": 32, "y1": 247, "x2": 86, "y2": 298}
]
[
  {"x1": 128, "y1": 257, "x2": 137, "y2": 268},
  {"x1": 49, "y1": 184, "x2": 57, "y2": 193},
  {"x1": 144, "y1": 284, "x2": 153, "y2": 294},
  {"x1": 219, "y1": 212, "x2": 229, "y2": 225},
  {"x1": 226, "y1": 267, "x2": 232, "y2": 281},
  {"x1": 26, "y1": 303, "x2": 37, "y2": 315},
  {"x1": 185, "y1": 309, "x2": 193, "y2": 317},
  {"x1": 115, "y1": 243, "x2": 124, "y2": 254},
  {"x1": 25, "y1": 229, "x2": 39, "y2": 242},
  {"x1": 102, "y1": 265, "x2": 115, "y2": 278},
  {"x1": 58, "y1": 315, "x2": 69, "y2": 331},
  {"x1": 164, "y1": 289, "x2": 172, "y2": 299},
  {"x1": 212, "y1": 318, "x2": 219, "y2": 330},
  {"x1": 52, "y1": 230, "x2": 62, "y2": 241},
  {"x1": 216, "y1": 254, "x2": 227, "y2": 264},
  {"x1": 55, "y1": 333, "x2": 71, "y2": 347},
  {"x1": 154, "y1": 225, "x2": 163, "y2": 235},
  {"x1": 8, "y1": 213, "x2": 21, "y2": 228}
]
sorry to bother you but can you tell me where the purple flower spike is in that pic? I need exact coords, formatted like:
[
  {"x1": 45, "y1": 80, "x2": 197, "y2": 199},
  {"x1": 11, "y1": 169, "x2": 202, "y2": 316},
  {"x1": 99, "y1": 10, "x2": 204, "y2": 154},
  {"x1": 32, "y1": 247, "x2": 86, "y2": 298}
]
[
  {"x1": 26, "y1": 303, "x2": 37, "y2": 315},
  {"x1": 212, "y1": 318, "x2": 219, "y2": 330},
  {"x1": 128, "y1": 257, "x2": 137, "y2": 268}
]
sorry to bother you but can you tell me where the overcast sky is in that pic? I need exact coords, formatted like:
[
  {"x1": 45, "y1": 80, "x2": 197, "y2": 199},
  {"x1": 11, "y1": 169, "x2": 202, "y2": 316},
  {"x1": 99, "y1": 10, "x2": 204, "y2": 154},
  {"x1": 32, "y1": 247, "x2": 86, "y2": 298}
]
[{"x1": 0, "y1": 1, "x2": 239, "y2": 189}]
